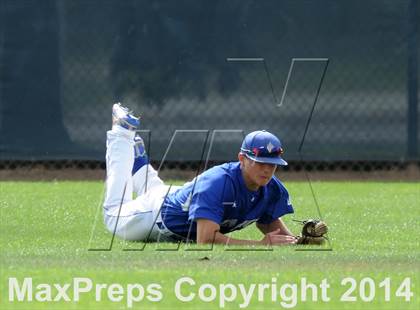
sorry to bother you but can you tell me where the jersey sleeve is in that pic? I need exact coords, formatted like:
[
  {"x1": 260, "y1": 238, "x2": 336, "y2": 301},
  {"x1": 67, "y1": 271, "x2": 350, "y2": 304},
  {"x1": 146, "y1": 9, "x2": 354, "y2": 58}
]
[
  {"x1": 187, "y1": 170, "x2": 233, "y2": 225},
  {"x1": 257, "y1": 184, "x2": 294, "y2": 224}
]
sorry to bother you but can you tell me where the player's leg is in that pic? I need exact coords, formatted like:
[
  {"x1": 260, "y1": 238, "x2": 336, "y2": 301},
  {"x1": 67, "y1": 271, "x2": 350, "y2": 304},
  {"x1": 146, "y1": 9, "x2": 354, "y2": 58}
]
[
  {"x1": 131, "y1": 131, "x2": 165, "y2": 197},
  {"x1": 129, "y1": 133, "x2": 183, "y2": 242},
  {"x1": 103, "y1": 103, "x2": 157, "y2": 241},
  {"x1": 103, "y1": 126, "x2": 135, "y2": 209}
]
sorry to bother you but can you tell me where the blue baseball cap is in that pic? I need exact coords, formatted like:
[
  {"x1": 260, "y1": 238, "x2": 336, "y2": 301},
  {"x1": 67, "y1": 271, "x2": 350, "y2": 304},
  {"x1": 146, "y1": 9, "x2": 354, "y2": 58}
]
[{"x1": 240, "y1": 130, "x2": 288, "y2": 166}]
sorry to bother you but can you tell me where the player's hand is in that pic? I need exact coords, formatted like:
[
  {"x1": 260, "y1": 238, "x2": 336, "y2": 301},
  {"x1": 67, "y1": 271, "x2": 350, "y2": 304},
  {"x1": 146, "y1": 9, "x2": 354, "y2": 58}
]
[{"x1": 260, "y1": 229, "x2": 297, "y2": 245}]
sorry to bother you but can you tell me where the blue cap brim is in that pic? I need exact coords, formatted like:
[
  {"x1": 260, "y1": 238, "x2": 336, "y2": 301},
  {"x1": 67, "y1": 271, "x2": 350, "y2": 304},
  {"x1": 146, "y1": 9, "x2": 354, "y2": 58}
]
[{"x1": 245, "y1": 154, "x2": 288, "y2": 166}]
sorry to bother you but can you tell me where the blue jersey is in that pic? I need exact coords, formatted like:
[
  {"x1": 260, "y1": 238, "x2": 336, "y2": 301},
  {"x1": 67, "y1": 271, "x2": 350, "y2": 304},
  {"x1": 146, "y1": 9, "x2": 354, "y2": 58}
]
[{"x1": 160, "y1": 162, "x2": 294, "y2": 241}]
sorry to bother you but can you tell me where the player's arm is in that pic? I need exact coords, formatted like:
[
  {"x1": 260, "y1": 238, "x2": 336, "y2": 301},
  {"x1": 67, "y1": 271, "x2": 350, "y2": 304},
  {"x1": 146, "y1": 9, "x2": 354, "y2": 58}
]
[
  {"x1": 196, "y1": 219, "x2": 296, "y2": 246},
  {"x1": 256, "y1": 218, "x2": 295, "y2": 236}
]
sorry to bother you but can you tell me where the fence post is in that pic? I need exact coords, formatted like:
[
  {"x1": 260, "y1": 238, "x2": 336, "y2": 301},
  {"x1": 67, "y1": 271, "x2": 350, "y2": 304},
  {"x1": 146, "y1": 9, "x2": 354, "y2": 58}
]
[{"x1": 407, "y1": 0, "x2": 419, "y2": 159}]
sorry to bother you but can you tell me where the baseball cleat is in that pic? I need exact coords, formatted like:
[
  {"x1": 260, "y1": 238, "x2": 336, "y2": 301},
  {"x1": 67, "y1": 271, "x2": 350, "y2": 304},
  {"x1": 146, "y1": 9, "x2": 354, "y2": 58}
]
[{"x1": 112, "y1": 103, "x2": 140, "y2": 130}]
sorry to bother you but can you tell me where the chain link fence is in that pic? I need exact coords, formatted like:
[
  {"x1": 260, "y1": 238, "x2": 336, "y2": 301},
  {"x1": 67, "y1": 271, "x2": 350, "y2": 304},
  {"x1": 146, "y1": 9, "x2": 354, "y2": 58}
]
[{"x1": 0, "y1": 0, "x2": 418, "y2": 173}]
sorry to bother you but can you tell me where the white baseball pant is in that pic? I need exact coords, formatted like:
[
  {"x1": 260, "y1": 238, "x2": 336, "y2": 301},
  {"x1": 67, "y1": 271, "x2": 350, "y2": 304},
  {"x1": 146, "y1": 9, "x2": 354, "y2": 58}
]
[{"x1": 103, "y1": 126, "x2": 179, "y2": 241}]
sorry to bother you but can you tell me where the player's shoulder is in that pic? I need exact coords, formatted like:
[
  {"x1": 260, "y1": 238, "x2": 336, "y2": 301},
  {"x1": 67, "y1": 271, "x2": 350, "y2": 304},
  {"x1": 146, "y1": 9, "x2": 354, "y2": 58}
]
[
  {"x1": 201, "y1": 161, "x2": 239, "y2": 177},
  {"x1": 188, "y1": 162, "x2": 237, "y2": 196},
  {"x1": 267, "y1": 175, "x2": 289, "y2": 195},
  {"x1": 196, "y1": 161, "x2": 239, "y2": 184}
]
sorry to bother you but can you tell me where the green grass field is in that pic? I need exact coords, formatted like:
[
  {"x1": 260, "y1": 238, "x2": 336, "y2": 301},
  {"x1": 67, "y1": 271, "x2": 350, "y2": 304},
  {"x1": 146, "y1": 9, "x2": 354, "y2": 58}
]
[{"x1": 0, "y1": 180, "x2": 419, "y2": 309}]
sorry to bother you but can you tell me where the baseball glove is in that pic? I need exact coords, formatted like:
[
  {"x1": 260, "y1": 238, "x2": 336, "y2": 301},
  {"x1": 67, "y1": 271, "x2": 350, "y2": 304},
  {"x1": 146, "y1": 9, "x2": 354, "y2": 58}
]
[{"x1": 295, "y1": 219, "x2": 328, "y2": 245}]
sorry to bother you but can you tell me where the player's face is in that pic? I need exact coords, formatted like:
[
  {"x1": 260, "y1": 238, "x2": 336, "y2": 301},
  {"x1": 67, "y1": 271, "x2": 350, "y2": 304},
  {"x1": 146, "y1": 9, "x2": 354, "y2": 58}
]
[{"x1": 239, "y1": 155, "x2": 277, "y2": 191}]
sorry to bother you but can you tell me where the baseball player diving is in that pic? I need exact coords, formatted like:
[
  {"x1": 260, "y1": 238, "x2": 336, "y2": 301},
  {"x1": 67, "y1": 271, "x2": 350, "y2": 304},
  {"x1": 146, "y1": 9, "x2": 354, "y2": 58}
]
[{"x1": 103, "y1": 103, "x2": 327, "y2": 246}]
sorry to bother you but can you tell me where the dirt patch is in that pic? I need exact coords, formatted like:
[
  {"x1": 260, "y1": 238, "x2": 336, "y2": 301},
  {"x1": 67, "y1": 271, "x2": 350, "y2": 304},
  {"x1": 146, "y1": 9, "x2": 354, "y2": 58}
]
[
  {"x1": 0, "y1": 167, "x2": 106, "y2": 181},
  {"x1": 0, "y1": 164, "x2": 419, "y2": 182}
]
